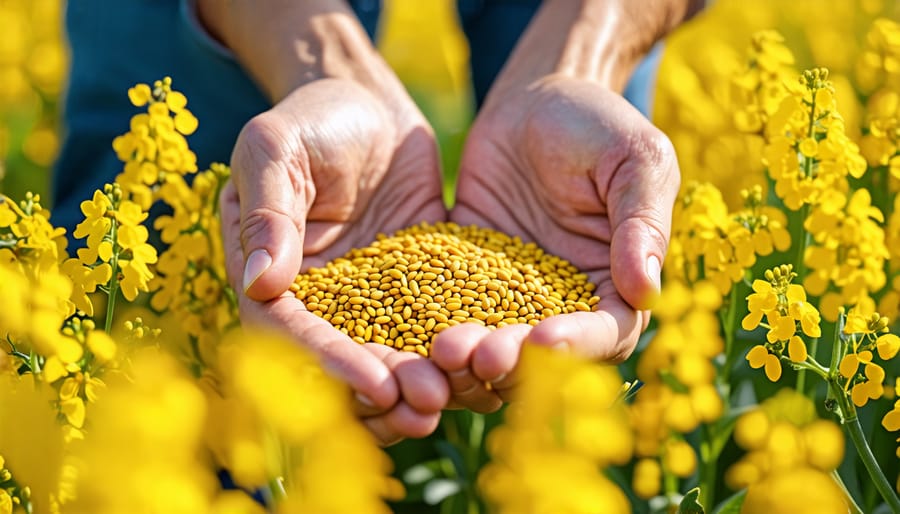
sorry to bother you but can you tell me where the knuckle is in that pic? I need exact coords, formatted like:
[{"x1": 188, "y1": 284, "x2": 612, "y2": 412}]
[{"x1": 240, "y1": 206, "x2": 289, "y2": 247}]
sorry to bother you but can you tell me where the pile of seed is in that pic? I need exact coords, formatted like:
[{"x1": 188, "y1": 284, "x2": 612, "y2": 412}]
[{"x1": 291, "y1": 222, "x2": 599, "y2": 357}]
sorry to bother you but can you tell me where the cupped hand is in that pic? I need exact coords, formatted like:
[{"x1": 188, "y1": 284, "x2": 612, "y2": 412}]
[
  {"x1": 221, "y1": 78, "x2": 449, "y2": 444},
  {"x1": 432, "y1": 75, "x2": 680, "y2": 412}
]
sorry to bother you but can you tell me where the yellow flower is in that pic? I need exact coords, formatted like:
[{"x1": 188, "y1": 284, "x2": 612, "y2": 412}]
[
  {"x1": 0, "y1": 489, "x2": 11, "y2": 514},
  {"x1": 69, "y1": 349, "x2": 216, "y2": 514},
  {"x1": 747, "y1": 345, "x2": 782, "y2": 381},
  {"x1": 60, "y1": 258, "x2": 111, "y2": 316},
  {"x1": 479, "y1": 345, "x2": 631, "y2": 513},
  {"x1": 787, "y1": 335, "x2": 808, "y2": 362},
  {"x1": 742, "y1": 467, "x2": 848, "y2": 514},
  {"x1": 73, "y1": 190, "x2": 112, "y2": 265},
  {"x1": 883, "y1": 380, "x2": 900, "y2": 432},
  {"x1": 765, "y1": 311, "x2": 796, "y2": 342},
  {"x1": 216, "y1": 331, "x2": 396, "y2": 512},
  {"x1": 803, "y1": 420, "x2": 844, "y2": 472},
  {"x1": 877, "y1": 333, "x2": 900, "y2": 360},
  {"x1": 798, "y1": 137, "x2": 818, "y2": 157},
  {"x1": 632, "y1": 458, "x2": 661, "y2": 500},
  {"x1": 127, "y1": 83, "x2": 151, "y2": 106},
  {"x1": 734, "y1": 408, "x2": 770, "y2": 451},
  {"x1": 0, "y1": 374, "x2": 65, "y2": 512},
  {"x1": 662, "y1": 438, "x2": 697, "y2": 478},
  {"x1": 840, "y1": 350, "x2": 886, "y2": 406},
  {"x1": 742, "y1": 279, "x2": 777, "y2": 331}
]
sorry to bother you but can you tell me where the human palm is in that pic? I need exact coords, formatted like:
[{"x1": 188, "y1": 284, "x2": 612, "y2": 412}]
[
  {"x1": 433, "y1": 76, "x2": 680, "y2": 412},
  {"x1": 221, "y1": 79, "x2": 449, "y2": 444}
]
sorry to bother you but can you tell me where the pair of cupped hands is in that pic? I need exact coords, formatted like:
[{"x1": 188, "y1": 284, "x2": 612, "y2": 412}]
[{"x1": 218, "y1": 75, "x2": 680, "y2": 446}]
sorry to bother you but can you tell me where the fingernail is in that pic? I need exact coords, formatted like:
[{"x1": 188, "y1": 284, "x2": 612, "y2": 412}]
[
  {"x1": 646, "y1": 255, "x2": 661, "y2": 293},
  {"x1": 243, "y1": 249, "x2": 272, "y2": 292},
  {"x1": 355, "y1": 393, "x2": 376, "y2": 408},
  {"x1": 552, "y1": 341, "x2": 569, "y2": 351}
]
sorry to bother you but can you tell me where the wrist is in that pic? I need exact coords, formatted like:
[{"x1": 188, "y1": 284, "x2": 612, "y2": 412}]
[
  {"x1": 196, "y1": 0, "x2": 413, "y2": 113},
  {"x1": 484, "y1": 0, "x2": 702, "y2": 104}
]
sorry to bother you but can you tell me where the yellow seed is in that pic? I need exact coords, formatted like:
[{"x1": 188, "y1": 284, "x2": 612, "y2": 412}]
[
  {"x1": 574, "y1": 301, "x2": 591, "y2": 312},
  {"x1": 294, "y1": 222, "x2": 600, "y2": 358},
  {"x1": 485, "y1": 312, "x2": 504, "y2": 325}
]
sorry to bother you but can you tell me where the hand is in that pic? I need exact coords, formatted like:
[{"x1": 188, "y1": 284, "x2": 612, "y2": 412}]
[
  {"x1": 221, "y1": 78, "x2": 449, "y2": 445},
  {"x1": 432, "y1": 75, "x2": 680, "y2": 412}
]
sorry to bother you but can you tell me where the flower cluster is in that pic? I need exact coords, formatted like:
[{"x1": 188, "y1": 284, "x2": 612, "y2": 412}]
[
  {"x1": 209, "y1": 332, "x2": 401, "y2": 513},
  {"x1": 882, "y1": 380, "x2": 900, "y2": 458},
  {"x1": 840, "y1": 301, "x2": 899, "y2": 407},
  {"x1": 478, "y1": 344, "x2": 632, "y2": 513},
  {"x1": 151, "y1": 162, "x2": 235, "y2": 365},
  {"x1": 763, "y1": 68, "x2": 867, "y2": 210},
  {"x1": 858, "y1": 18, "x2": 900, "y2": 296},
  {"x1": 743, "y1": 264, "x2": 822, "y2": 381},
  {"x1": 732, "y1": 30, "x2": 797, "y2": 135},
  {"x1": 669, "y1": 182, "x2": 790, "y2": 294},
  {"x1": 113, "y1": 77, "x2": 198, "y2": 209},
  {"x1": 726, "y1": 390, "x2": 848, "y2": 514},
  {"x1": 629, "y1": 280, "x2": 723, "y2": 500}
]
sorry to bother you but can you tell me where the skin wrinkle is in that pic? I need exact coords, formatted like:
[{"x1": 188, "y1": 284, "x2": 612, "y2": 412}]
[{"x1": 457, "y1": 140, "x2": 533, "y2": 238}]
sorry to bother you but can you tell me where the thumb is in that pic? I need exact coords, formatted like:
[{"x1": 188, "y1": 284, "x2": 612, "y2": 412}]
[
  {"x1": 605, "y1": 134, "x2": 679, "y2": 311},
  {"x1": 232, "y1": 114, "x2": 310, "y2": 301}
]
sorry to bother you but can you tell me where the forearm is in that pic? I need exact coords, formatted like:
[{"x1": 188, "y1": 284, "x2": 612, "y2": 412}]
[
  {"x1": 486, "y1": 0, "x2": 703, "y2": 100},
  {"x1": 196, "y1": 0, "x2": 409, "y2": 106}
]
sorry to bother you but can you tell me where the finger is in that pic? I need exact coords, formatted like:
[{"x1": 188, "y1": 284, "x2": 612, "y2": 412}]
[
  {"x1": 527, "y1": 297, "x2": 647, "y2": 363},
  {"x1": 231, "y1": 112, "x2": 310, "y2": 301},
  {"x1": 431, "y1": 323, "x2": 503, "y2": 413},
  {"x1": 382, "y1": 351, "x2": 450, "y2": 414},
  {"x1": 602, "y1": 130, "x2": 679, "y2": 311},
  {"x1": 431, "y1": 323, "x2": 491, "y2": 373},
  {"x1": 470, "y1": 323, "x2": 532, "y2": 384},
  {"x1": 238, "y1": 294, "x2": 400, "y2": 412},
  {"x1": 363, "y1": 402, "x2": 442, "y2": 446}
]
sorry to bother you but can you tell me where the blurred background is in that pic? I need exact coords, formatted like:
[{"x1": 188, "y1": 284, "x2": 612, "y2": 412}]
[{"x1": 1, "y1": 0, "x2": 898, "y2": 209}]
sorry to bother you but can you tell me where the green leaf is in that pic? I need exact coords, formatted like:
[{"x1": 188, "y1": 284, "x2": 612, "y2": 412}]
[
  {"x1": 677, "y1": 487, "x2": 705, "y2": 514},
  {"x1": 712, "y1": 489, "x2": 746, "y2": 514}
]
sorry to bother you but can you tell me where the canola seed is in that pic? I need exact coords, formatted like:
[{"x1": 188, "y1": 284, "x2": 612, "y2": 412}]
[{"x1": 293, "y1": 222, "x2": 600, "y2": 357}]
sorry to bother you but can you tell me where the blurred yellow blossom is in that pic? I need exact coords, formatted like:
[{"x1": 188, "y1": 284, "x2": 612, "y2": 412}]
[
  {"x1": 479, "y1": 344, "x2": 631, "y2": 513},
  {"x1": 0, "y1": 374, "x2": 65, "y2": 514},
  {"x1": 727, "y1": 390, "x2": 847, "y2": 512},
  {"x1": 213, "y1": 331, "x2": 398, "y2": 513},
  {"x1": 68, "y1": 349, "x2": 216, "y2": 514}
]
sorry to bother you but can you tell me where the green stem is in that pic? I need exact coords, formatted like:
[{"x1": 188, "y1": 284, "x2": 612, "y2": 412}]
[
  {"x1": 831, "y1": 381, "x2": 900, "y2": 512},
  {"x1": 795, "y1": 90, "x2": 818, "y2": 396},
  {"x1": 719, "y1": 286, "x2": 739, "y2": 387},
  {"x1": 465, "y1": 413, "x2": 484, "y2": 514},
  {"x1": 104, "y1": 219, "x2": 120, "y2": 334},
  {"x1": 831, "y1": 470, "x2": 864, "y2": 514},
  {"x1": 698, "y1": 426, "x2": 717, "y2": 509},
  {"x1": 796, "y1": 337, "x2": 818, "y2": 394}
]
